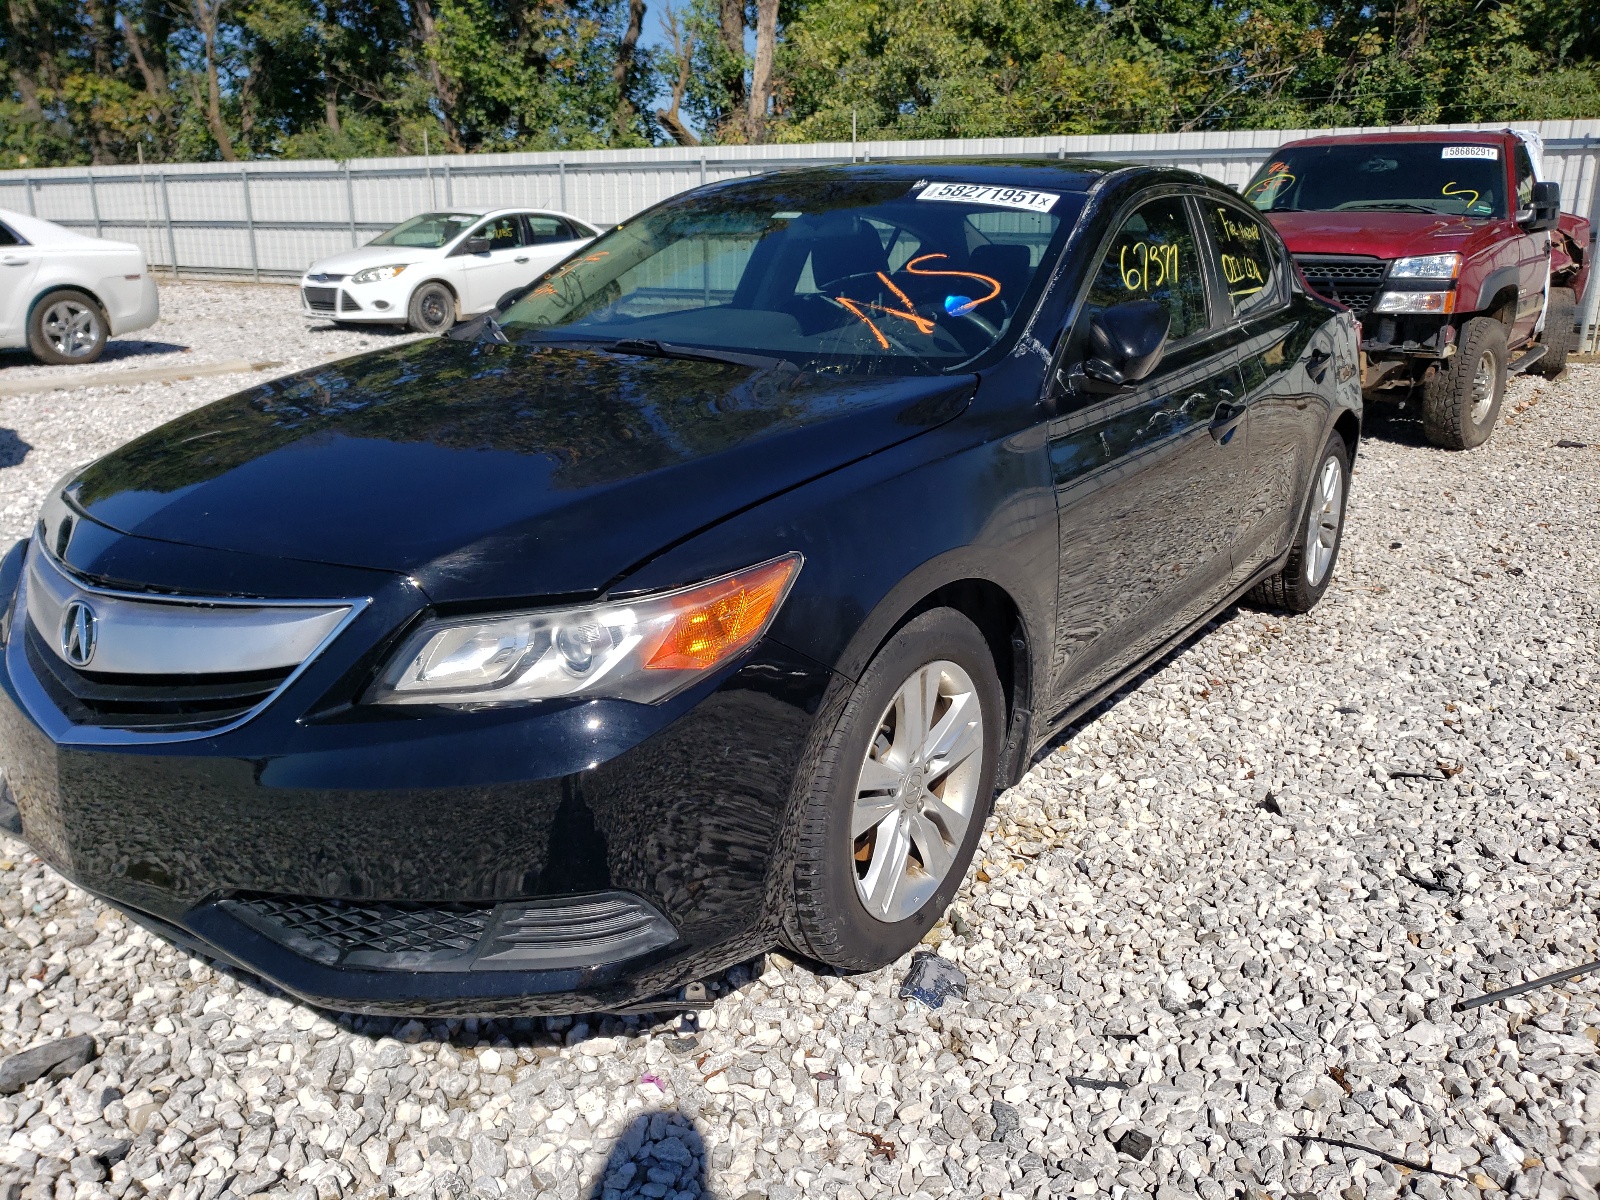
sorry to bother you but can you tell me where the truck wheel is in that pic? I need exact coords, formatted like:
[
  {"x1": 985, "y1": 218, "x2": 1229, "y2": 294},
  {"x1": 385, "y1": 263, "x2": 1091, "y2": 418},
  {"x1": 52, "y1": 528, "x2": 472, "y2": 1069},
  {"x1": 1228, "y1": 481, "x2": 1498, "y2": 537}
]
[
  {"x1": 1246, "y1": 431, "x2": 1350, "y2": 614},
  {"x1": 1533, "y1": 287, "x2": 1577, "y2": 378},
  {"x1": 1422, "y1": 316, "x2": 1506, "y2": 450},
  {"x1": 27, "y1": 290, "x2": 109, "y2": 364}
]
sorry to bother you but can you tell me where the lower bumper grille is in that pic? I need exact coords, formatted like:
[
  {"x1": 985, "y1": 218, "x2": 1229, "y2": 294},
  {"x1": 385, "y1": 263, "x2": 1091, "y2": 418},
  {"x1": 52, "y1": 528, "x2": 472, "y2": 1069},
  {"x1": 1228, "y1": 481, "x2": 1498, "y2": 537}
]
[
  {"x1": 339, "y1": 291, "x2": 361, "y2": 312},
  {"x1": 303, "y1": 286, "x2": 337, "y2": 313},
  {"x1": 220, "y1": 891, "x2": 678, "y2": 972},
  {"x1": 1293, "y1": 255, "x2": 1387, "y2": 317}
]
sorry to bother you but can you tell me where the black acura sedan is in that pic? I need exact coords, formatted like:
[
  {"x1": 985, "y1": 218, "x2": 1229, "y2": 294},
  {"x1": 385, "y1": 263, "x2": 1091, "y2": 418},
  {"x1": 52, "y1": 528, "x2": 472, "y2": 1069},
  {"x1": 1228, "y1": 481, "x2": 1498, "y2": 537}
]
[{"x1": 0, "y1": 162, "x2": 1359, "y2": 1015}]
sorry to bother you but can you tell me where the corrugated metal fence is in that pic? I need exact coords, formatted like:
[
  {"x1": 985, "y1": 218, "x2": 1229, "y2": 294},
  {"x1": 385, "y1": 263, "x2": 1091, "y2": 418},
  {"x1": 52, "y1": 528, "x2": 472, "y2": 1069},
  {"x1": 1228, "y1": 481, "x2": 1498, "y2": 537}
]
[{"x1": 3, "y1": 120, "x2": 1598, "y2": 350}]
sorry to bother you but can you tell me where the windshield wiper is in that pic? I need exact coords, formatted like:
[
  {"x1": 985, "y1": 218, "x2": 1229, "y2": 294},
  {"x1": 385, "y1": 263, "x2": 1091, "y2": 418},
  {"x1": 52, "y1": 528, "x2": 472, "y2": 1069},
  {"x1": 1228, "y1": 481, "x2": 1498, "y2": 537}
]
[
  {"x1": 606, "y1": 338, "x2": 785, "y2": 369},
  {"x1": 1343, "y1": 202, "x2": 1443, "y2": 214}
]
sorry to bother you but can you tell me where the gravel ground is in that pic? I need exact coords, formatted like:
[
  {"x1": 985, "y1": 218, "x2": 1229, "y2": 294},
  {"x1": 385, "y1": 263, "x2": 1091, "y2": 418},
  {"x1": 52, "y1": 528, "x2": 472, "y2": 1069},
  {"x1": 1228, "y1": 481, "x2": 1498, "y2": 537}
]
[{"x1": 0, "y1": 287, "x2": 1596, "y2": 1200}]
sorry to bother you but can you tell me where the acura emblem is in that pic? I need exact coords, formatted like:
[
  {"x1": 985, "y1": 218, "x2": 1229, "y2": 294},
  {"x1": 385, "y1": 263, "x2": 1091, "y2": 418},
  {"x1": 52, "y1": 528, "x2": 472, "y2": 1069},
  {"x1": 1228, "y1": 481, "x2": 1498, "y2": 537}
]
[{"x1": 60, "y1": 600, "x2": 98, "y2": 667}]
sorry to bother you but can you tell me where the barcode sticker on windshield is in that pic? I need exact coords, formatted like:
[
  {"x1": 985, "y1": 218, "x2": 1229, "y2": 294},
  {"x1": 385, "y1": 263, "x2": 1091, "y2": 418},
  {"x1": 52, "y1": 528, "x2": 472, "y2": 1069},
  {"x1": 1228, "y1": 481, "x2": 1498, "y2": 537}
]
[
  {"x1": 1441, "y1": 146, "x2": 1498, "y2": 160},
  {"x1": 917, "y1": 183, "x2": 1060, "y2": 212}
]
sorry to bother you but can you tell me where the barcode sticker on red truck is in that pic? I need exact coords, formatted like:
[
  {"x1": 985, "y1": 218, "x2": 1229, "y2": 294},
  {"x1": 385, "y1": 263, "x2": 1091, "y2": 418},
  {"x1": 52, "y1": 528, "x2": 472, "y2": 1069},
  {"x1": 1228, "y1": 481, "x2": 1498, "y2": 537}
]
[{"x1": 1441, "y1": 146, "x2": 1498, "y2": 160}]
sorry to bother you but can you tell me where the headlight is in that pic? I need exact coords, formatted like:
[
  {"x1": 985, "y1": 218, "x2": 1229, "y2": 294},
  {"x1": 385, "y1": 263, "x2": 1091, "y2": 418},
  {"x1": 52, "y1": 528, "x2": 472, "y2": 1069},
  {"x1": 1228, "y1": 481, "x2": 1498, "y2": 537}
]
[
  {"x1": 1372, "y1": 290, "x2": 1456, "y2": 315},
  {"x1": 368, "y1": 554, "x2": 802, "y2": 706},
  {"x1": 1387, "y1": 254, "x2": 1461, "y2": 280},
  {"x1": 351, "y1": 264, "x2": 408, "y2": 284}
]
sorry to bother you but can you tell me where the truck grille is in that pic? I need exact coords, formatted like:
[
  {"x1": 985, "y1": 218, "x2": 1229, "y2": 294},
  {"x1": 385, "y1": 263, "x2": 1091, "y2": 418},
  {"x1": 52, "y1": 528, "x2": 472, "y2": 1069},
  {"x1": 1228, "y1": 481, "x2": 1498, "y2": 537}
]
[
  {"x1": 1292, "y1": 255, "x2": 1387, "y2": 317},
  {"x1": 303, "y1": 286, "x2": 337, "y2": 313}
]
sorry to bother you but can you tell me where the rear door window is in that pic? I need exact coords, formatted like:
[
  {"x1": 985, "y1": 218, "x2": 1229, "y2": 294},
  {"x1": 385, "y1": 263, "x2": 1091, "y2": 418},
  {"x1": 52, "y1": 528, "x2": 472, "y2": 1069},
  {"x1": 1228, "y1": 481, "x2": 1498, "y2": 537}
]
[
  {"x1": 0, "y1": 223, "x2": 21, "y2": 247},
  {"x1": 1200, "y1": 202, "x2": 1285, "y2": 319},
  {"x1": 526, "y1": 215, "x2": 574, "y2": 245}
]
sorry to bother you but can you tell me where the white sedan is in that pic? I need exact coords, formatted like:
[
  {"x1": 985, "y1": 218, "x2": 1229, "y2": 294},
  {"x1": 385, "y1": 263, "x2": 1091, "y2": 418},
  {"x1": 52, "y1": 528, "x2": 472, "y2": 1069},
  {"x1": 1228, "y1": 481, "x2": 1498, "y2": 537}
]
[
  {"x1": 0, "y1": 208, "x2": 160, "y2": 365},
  {"x1": 300, "y1": 207, "x2": 599, "y2": 333}
]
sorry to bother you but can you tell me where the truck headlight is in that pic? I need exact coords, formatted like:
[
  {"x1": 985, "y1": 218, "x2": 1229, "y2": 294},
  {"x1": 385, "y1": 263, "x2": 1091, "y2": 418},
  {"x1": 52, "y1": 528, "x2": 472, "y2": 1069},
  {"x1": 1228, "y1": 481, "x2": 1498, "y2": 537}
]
[
  {"x1": 1372, "y1": 291, "x2": 1456, "y2": 314},
  {"x1": 351, "y1": 265, "x2": 409, "y2": 284},
  {"x1": 1387, "y1": 254, "x2": 1461, "y2": 280},
  {"x1": 368, "y1": 554, "x2": 802, "y2": 706}
]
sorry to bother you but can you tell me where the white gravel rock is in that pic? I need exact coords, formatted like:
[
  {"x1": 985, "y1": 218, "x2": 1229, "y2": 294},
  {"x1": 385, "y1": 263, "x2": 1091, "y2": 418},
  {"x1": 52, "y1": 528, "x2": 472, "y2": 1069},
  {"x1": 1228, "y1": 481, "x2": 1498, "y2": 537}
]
[{"x1": 0, "y1": 291, "x2": 1597, "y2": 1200}]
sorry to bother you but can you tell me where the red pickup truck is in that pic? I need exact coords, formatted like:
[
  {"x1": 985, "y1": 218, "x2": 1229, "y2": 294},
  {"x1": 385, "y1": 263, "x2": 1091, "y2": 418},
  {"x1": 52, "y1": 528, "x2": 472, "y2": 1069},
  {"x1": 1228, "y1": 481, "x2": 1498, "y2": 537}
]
[{"x1": 1243, "y1": 129, "x2": 1590, "y2": 449}]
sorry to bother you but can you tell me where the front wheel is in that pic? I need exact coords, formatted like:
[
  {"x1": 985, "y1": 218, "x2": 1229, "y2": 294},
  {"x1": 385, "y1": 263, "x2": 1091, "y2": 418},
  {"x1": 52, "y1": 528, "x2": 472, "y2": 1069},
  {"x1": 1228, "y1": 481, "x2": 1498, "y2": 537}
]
[
  {"x1": 1422, "y1": 316, "x2": 1506, "y2": 449},
  {"x1": 27, "y1": 290, "x2": 109, "y2": 364},
  {"x1": 1246, "y1": 432, "x2": 1351, "y2": 614},
  {"x1": 406, "y1": 282, "x2": 456, "y2": 334},
  {"x1": 783, "y1": 608, "x2": 1004, "y2": 970}
]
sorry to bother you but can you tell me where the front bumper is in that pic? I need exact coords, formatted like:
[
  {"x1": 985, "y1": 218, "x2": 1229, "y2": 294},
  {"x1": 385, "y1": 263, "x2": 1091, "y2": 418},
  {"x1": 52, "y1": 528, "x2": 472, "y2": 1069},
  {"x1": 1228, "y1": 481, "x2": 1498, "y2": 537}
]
[
  {"x1": 299, "y1": 276, "x2": 408, "y2": 322},
  {"x1": 0, "y1": 542, "x2": 837, "y2": 1016}
]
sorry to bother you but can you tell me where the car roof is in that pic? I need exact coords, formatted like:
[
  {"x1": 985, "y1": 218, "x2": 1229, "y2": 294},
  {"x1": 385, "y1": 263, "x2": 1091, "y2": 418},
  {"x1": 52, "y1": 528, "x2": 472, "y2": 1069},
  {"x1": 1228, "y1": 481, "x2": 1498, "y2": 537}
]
[
  {"x1": 738, "y1": 158, "x2": 1217, "y2": 196},
  {"x1": 1274, "y1": 130, "x2": 1510, "y2": 150}
]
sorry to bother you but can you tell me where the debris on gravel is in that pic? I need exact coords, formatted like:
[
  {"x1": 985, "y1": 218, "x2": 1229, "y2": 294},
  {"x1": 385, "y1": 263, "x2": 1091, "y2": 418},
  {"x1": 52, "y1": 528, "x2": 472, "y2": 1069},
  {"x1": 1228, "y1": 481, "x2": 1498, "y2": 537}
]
[
  {"x1": 898, "y1": 952, "x2": 969, "y2": 1011},
  {"x1": 0, "y1": 291, "x2": 1597, "y2": 1200},
  {"x1": 0, "y1": 1035, "x2": 97, "y2": 1094}
]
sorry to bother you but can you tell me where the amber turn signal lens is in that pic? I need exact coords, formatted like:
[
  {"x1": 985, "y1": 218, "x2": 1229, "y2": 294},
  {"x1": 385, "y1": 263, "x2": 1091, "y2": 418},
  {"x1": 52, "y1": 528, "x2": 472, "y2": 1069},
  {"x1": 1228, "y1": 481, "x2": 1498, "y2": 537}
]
[{"x1": 645, "y1": 555, "x2": 801, "y2": 672}]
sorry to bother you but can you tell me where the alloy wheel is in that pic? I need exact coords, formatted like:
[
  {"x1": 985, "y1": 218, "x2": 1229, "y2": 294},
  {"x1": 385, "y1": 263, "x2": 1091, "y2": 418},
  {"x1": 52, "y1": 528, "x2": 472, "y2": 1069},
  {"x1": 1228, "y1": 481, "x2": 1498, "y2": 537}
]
[
  {"x1": 851, "y1": 660, "x2": 985, "y2": 923},
  {"x1": 41, "y1": 300, "x2": 101, "y2": 358},
  {"x1": 1303, "y1": 454, "x2": 1344, "y2": 586},
  {"x1": 1468, "y1": 349, "x2": 1497, "y2": 425}
]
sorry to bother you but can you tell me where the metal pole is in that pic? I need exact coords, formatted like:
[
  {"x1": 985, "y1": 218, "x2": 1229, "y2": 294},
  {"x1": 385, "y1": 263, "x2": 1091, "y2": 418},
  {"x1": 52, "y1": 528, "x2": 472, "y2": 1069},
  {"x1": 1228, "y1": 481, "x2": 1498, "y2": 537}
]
[
  {"x1": 424, "y1": 130, "x2": 435, "y2": 209},
  {"x1": 159, "y1": 171, "x2": 179, "y2": 280},
  {"x1": 559, "y1": 157, "x2": 567, "y2": 211},
  {"x1": 699, "y1": 152, "x2": 706, "y2": 188},
  {"x1": 444, "y1": 160, "x2": 453, "y2": 207},
  {"x1": 87, "y1": 171, "x2": 102, "y2": 236},
  {"x1": 23, "y1": 174, "x2": 35, "y2": 216},
  {"x1": 1578, "y1": 137, "x2": 1600, "y2": 354},
  {"x1": 851, "y1": 109, "x2": 857, "y2": 164},
  {"x1": 344, "y1": 162, "x2": 357, "y2": 247},
  {"x1": 241, "y1": 168, "x2": 259, "y2": 282},
  {"x1": 138, "y1": 144, "x2": 153, "y2": 266}
]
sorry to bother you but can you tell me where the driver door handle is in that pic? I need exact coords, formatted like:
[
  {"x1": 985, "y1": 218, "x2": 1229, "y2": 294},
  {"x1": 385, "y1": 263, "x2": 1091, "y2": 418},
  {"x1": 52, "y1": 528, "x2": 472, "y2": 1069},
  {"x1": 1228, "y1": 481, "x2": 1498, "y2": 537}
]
[
  {"x1": 515, "y1": 256, "x2": 529, "y2": 264},
  {"x1": 1210, "y1": 398, "x2": 1246, "y2": 444},
  {"x1": 1304, "y1": 348, "x2": 1331, "y2": 382}
]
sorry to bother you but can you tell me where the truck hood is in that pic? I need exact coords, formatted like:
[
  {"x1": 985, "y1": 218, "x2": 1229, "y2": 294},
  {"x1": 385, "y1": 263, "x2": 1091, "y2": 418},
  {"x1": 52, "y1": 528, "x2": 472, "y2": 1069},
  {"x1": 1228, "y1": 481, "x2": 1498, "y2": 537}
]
[
  {"x1": 1266, "y1": 211, "x2": 1501, "y2": 260},
  {"x1": 63, "y1": 339, "x2": 974, "y2": 603}
]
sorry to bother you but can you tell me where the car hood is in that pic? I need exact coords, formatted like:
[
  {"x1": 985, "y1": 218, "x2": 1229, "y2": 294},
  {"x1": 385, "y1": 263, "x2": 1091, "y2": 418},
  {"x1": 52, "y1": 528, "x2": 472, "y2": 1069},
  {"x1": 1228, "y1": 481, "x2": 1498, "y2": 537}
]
[
  {"x1": 64, "y1": 339, "x2": 975, "y2": 602},
  {"x1": 304, "y1": 245, "x2": 439, "y2": 276},
  {"x1": 1266, "y1": 211, "x2": 1500, "y2": 260}
]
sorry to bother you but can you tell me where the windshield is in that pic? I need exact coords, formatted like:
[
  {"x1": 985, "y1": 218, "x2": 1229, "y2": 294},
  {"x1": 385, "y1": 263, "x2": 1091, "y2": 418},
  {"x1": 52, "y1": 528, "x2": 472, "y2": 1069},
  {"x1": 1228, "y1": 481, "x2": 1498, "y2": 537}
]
[
  {"x1": 369, "y1": 212, "x2": 481, "y2": 249},
  {"x1": 497, "y1": 175, "x2": 1081, "y2": 375},
  {"x1": 1245, "y1": 142, "x2": 1507, "y2": 219}
]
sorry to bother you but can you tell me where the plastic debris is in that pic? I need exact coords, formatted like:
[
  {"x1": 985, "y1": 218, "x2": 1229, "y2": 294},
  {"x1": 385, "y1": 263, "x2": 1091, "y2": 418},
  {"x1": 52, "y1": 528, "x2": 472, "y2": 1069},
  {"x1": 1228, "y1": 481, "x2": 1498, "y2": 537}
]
[
  {"x1": 639, "y1": 1072, "x2": 666, "y2": 1090},
  {"x1": 0, "y1": 1035, "x2": 98, "y2": 1094},
  {"x1": 1113, "y1": 1130, "x2": 1154, "y2": 1161},
  {"x1": 1455, "y1": 958, "x2": 1600, "y2": 1011},
  {"x1": 898, "y1": 951, "x2": 968, "y2": 1010}
]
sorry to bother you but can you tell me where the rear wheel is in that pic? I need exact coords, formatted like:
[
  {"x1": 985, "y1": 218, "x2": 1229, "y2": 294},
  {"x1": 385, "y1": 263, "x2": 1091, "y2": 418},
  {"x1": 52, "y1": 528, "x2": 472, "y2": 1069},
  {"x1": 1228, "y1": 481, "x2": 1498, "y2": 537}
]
[
  {"x1": 783, "y1": 608, "x2": 1004, "y2": 970},
  {"x1": 1422, "y1": 316, "x2": 1506, "y2": 449},
  {"x1": 407, "y1": 282, "x2": 456, "y2": 334},
  {"x1": 1246, "y1": 431, "x2": 1351, "y2": 614},
  {"x1": 27, "y1": 290, "x2": 108, "y2": 364},
  {"x1": 1533, "y1": 287, "x2": 1577, "y2": 378}
]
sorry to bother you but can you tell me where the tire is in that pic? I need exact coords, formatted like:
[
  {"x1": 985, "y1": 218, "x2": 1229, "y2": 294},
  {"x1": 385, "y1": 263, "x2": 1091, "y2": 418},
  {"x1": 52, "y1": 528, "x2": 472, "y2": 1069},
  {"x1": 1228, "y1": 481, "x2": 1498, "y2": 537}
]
[
  {"x1": 783, "y1": 608, "x2": 1005, "y2": 970},
  {"x1": 406, "y1": 282, "x2": 456, "y2": 334},
  {"x1": 1421, "y1": 316, "x2": 1506, "y2": 449},
  {"x1": 27, "y1": 289, "x2": 109, "y2": 365},
  {"x1": 1246, "y1": 431, "x2": 1351, "y2": 614},
  {"x1": 1533, "y1": 287, "x2": 1577, "y2": 378}
]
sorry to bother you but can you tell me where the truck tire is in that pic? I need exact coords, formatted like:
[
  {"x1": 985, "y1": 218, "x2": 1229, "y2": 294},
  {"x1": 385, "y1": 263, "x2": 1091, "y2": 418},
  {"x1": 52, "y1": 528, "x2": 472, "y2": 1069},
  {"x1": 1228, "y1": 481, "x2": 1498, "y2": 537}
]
[
  {"x1": 1422, "y1": 316, "x2": 1506, "y2": 450},
  {"x1": 1533, "y1": 287, "x2": 1577, "y2": 378}
]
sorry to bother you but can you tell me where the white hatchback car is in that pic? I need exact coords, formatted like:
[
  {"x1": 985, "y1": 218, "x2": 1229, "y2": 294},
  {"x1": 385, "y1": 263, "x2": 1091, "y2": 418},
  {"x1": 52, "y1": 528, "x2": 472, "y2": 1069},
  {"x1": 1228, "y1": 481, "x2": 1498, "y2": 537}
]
[
  {"x1": 0, "y1": 208, "x2": 161, "y2": 365},
  {"x1": 300, "y1": 207, "x2": 599, "y2": 333}
]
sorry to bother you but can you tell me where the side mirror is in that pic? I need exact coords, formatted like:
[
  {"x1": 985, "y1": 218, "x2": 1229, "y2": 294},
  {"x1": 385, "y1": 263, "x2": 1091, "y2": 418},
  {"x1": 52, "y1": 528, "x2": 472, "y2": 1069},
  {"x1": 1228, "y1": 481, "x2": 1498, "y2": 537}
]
[
  {"x1": 459, "y1": 236, "x2": 492, "y2": 256},
  {"x1": 1067, "y1": 299, "x2": 1171, "y2": 395},
  {"x1": 1522, "y1": 180, "x2": 1560, "y2": 232}
]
